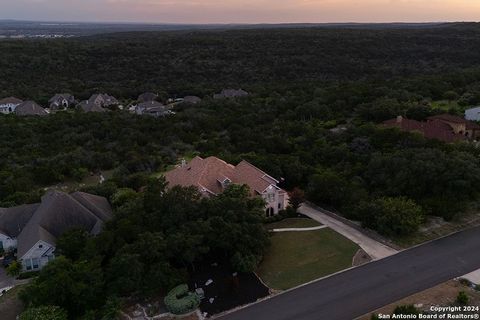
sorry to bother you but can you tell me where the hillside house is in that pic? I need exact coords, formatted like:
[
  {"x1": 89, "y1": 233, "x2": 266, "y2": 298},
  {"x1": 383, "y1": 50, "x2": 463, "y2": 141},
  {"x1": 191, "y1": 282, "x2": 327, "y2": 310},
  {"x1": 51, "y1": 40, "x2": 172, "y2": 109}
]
[
  {"x1": 164, "y1": 156, "x2": 289, "y2": 217},
  {"x1": 135, "y1": 101, "x2": 173, "y2": 117},
  {"x1": 48, "y1": 94, "x2": 75, "y2": 111},
  {"x1": 138, "y1": 92, "x2": 158, "y2": 102},
  {"x1": 0, "y1": 97, "x2": 23, "y2": 114},
  {"x1": 14, "y1": 101, "x2": 48, "y2": 116},
  {"x1": 383, "y1": 114, "x2": 480, "y2": 143},
  {"x1": 0, "y1": 191, "x2": 112, "y2": 271}
]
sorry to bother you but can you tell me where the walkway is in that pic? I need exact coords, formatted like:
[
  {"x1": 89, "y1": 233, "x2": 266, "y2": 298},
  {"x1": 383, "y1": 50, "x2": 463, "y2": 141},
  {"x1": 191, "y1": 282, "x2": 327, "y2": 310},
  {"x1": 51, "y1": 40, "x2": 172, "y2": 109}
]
[
  {"x1": 271, "y1": 225, "x2": 327, "y2": 232},
  {"x1": 298, "y1": 203, "x2": 398, "y2": 260}
]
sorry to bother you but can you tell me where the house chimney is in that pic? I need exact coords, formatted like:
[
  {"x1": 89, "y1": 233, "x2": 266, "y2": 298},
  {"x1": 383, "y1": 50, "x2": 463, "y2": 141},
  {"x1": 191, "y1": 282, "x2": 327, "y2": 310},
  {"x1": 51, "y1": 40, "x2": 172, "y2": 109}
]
[
  {"x1": 181, "y1": 159, "x2": 187, "y2": 167},
  {"x1": 396, "y1": 115, "x2": 403, "y2": 123}
]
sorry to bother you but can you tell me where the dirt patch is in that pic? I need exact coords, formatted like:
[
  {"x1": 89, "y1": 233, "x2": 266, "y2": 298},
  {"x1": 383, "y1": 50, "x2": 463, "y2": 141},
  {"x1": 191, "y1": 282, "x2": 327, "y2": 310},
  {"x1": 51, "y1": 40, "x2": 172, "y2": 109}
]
[
  {"x1": 352, "y1": 249, "x2": 372, "y2": 267},
  {"x1": 356, "y1": 280, "x2": 480, "y2": 319}
]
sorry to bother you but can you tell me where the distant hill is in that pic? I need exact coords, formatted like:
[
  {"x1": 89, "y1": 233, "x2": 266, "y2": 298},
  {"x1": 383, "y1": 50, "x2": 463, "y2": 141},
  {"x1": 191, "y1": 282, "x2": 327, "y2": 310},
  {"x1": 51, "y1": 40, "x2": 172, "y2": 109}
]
[{"x1": 0, "y1": 20, "x2": 451, "y2": 38}]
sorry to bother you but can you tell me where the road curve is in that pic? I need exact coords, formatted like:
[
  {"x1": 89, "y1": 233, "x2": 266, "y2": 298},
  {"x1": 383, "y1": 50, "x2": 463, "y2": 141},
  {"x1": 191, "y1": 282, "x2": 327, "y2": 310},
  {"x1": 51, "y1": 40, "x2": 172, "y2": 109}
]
[{"x1": 218, "y1": 226, "x2": 480, "y2": 320}]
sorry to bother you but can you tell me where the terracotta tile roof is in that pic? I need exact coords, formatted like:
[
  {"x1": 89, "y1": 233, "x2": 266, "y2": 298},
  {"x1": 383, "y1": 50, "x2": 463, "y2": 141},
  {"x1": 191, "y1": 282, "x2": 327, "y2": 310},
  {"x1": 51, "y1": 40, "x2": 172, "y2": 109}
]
[
  {"x1": 427, "y1": 114, "x2": 480, "y2": 130},
  {"x1": 383, "y1": 116, "x2": 466, "y2": 143},
  {"x1": 164, "y1": 157, "x2": 282, "y2": 196}
]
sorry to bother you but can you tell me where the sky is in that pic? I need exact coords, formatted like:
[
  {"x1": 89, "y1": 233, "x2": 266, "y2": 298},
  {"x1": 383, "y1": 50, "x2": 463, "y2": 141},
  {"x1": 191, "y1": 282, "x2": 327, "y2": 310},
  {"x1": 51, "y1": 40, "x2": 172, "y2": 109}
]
[{"x1": 0, "y1": 0, "x2": 479, "y2": 24}]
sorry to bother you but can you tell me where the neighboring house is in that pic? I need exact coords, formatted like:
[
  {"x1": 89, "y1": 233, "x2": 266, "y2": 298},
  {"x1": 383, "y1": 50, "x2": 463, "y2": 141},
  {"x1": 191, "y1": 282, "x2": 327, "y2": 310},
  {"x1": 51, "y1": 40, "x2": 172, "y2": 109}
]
[
  {"x1": 0, "y1": 97, "x2": 23, "y2": 114},
  {"x1": 87, "y1": 93, "x2": 119, "y2": 108},
  {"x1": 138, "y1": 92, "x2": 158, "y2": 102},
  {"x1": 77, "y1": 100, "x2": 107, "y2": 113},
  {"x1": 182, "y1": 96, "x2": 202, "y2": 105},
  {"x1": 213, "y1": 89, "x2": 249, "y2": 100},
  {"x1": 465, "y1": 106, "x2": 480, "y2": 121},
  {"x1": 48, "y1": 93, "x2": 75, "y2": 111},
  {"x1": 136, "y1": 101, "x2": 173, "y2": 117},
  {"x1": 382, "y1": 115, "x2": 480, "y2": 143},
  {"x1": 0, "y1": 191, "x2": 112, "y2": 271},
  {"x1": 164, "y1": 156, "x2": 289, "y2": 217},
  {"x1": 427, "y1": 114, "x2": 480, "y2": 140},
  {"x1": 14, "y1": 101, "x2": 48, "y2": 116}
]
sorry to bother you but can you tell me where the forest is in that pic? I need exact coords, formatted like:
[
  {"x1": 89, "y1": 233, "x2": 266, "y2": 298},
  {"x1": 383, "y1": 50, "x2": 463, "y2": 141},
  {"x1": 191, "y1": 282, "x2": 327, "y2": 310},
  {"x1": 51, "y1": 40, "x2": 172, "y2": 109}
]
[{"x1": 3, "y1": 23, "x2": 480, "y2": 318}]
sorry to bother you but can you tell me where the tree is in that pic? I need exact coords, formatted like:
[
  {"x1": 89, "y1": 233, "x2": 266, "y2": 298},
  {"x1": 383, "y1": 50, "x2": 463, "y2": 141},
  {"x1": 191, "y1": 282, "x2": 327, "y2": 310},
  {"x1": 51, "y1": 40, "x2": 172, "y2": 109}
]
[
  {"x1": 357, "y1": 197, "x2": 423, "y2": 236},
  {"x1": 6, "y1": 260, "x2": 21, "y2": 277},
  {"x1": 55, "y1": 229, "x2": 89, "y2": 261},
  {"x1": 288, "y1": 187, "x2": 305, "y2": 213},
  {"x1": 19, "y1": 306, "x2": 68, "y2": 320},
  {"x1": 307, "y1": 169, "x2": 350, "y2": 207},
  {"x1": 19, "y1": 257, "x2": 105, "y2": 317}
]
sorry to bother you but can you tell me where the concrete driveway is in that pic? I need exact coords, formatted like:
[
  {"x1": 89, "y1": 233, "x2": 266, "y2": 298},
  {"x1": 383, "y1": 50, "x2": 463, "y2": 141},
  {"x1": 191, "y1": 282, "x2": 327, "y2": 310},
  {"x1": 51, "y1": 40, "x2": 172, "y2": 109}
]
[
  {"x1": 0, "y1": 263, "x2": 14, "y2": 292},
  {"x1": 298, "y1": 203, "x2": 398, "y2": 260}
]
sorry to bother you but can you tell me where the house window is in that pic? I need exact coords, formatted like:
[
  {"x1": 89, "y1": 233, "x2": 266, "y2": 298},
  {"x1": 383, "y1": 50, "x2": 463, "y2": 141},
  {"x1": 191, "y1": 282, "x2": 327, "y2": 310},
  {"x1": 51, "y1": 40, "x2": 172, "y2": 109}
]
[
  {"x1": 0, "y1": 240, "x2": 3, "y2": 250},
  {"x1": 32, "y1": 258, "x2": 39, "y2": 269},
  {"x1": 38, "y1": 244, "x2": 43, "y2": 248},
  {"x1": 25, "y1": 259, "x2": 32, "y2": 271}
]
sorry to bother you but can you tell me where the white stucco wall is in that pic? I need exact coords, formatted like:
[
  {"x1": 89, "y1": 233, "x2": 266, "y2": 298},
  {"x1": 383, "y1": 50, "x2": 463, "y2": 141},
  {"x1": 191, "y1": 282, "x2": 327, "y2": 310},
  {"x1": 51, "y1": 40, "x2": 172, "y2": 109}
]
[{"x1": 0, "y1": 103, "x2": 19, "y2": 114}]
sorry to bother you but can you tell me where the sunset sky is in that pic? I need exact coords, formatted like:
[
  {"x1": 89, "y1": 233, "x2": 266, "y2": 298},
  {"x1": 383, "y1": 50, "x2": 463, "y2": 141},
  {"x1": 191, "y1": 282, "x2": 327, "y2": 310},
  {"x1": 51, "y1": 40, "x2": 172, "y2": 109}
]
[{"x1": 0, "y1": 0, "x2": 479, "y2": 24}]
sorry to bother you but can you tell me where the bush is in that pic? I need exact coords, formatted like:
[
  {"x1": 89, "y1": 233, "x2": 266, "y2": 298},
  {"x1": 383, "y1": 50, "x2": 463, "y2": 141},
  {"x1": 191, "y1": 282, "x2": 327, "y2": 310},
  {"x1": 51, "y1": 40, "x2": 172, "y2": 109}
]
[
  {"x1": 456, "y1": 291, "x2": 469, "y2": 305},
  {"x1": 19, "y1": 306, "x2": 68, "y2": 320},
  {"x1": 17, "y1": 271, "x2": 40, "y2": 280},
  {"x1": 6, "y1": 260, "x2": 21, "y2": 277},
  {"x1": 164, "y1": 284, "x2": 200, "y2": 315},
  {"x1": 393, "y1": 304, "x2": 420, "y2": 315}
]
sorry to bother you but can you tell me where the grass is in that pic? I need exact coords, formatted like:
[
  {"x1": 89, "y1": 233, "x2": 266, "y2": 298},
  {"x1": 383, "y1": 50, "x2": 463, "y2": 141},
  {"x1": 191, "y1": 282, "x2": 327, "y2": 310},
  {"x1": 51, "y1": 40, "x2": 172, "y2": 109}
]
[
  {"x1": 430, "y1": 100, "x2": 463, "y2": 113},
  {"x1": 257, "y1": 228, "x2": 359, "y2": 290},
  {"x1": 266, "y1": 218, "x2": 321, "y2": 230}
]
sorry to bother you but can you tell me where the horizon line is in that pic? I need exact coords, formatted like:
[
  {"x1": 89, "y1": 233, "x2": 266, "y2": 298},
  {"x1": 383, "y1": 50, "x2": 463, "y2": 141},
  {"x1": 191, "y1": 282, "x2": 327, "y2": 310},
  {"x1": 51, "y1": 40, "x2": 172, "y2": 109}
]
[{"x1": 1, "y1": 18, "x2": 478, "y2": 26}]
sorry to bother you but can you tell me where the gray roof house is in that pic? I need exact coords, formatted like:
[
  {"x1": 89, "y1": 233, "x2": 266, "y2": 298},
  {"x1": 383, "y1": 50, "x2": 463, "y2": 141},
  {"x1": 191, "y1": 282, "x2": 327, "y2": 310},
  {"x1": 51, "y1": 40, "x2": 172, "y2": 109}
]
[
  {"x1": 182, "y1": 96, "x2": 202, "y2": 105},
  {"x1": 14, "y1": 101, "x2": 48, "y2": 116},
  {"x1": 138, "y1": 92, "x2": 158, "y2": 102},
  {"x1": 465, "y1": 106, "x2": 480, "y2": 121},
  {"x1": 136, "y1": 101, "x2": 173, "y2": 117},
  {"x1": 48, "y1": 94, "x2": 75, "y2": 111},
  {"x1": 0, "y1": 191, "x2": 112, "y2": 272},
  {"x1": 0, "y1": 97, "x2": 23, "y2": 114},
  {"x1": 88, "y1": 93, "x2": 119, "y2": 108},
  {"x1": 78, "y1": 100, "x2": 107, "y2": 113},
  {"x1": 213, "y1": 89, "x2": 249, "y2": 100}
]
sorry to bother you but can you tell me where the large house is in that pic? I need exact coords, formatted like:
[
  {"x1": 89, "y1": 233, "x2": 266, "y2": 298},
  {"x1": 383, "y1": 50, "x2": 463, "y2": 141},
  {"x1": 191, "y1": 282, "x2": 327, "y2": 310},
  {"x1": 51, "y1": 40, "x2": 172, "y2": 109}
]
[
  {"x1": 137, "y1": 92, "x2": 158, "y2": 103},
  {"x1": 78, "y1": 93, "x2": 119, "y2": 112},
  {"x1": 383, "y1": 114, "x2": 480, "y2": 143},
  {"x1": 0, "y1": 97, "x2": 23, "y2": 114},
  {"x1": 48, "y1": 94, "x2": 75, "y2": 111},
  {"x1": 0, "y1": 191, "x2": 112, "y2": 271},
  {"x1": 164, "y1": 156, "x2": 289, "y2": 217},
  {"x1": 135, "y1": 101, "x2": 173, "y2": 117},
  {"x1": 14, "y1": 101, "x2": 48, "y2": 116}
]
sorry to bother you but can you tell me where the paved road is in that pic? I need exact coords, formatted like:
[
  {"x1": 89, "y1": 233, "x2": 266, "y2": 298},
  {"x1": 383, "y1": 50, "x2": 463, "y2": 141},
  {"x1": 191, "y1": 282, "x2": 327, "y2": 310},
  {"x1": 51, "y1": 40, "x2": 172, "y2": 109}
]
[
  {"x1": 299, "y1": 203, "x2": 398, "y2": 260},
  {"x1": 219, "y1": 226, "x2": 480, "y2": 320}
]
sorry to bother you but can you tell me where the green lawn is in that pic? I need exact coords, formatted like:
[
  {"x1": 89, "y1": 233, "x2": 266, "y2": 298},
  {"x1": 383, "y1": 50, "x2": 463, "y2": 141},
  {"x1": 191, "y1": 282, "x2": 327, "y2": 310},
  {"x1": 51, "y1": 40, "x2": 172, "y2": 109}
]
[
  {"x1": 431, "y1": 100, "x2": 462, "y2": 112},
  {"x1": 267, "y1": 218, "x2": 321, "y2": 230},
  {"x1": 257, "y1": 228, "x2": 359, "y2": 290}
]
